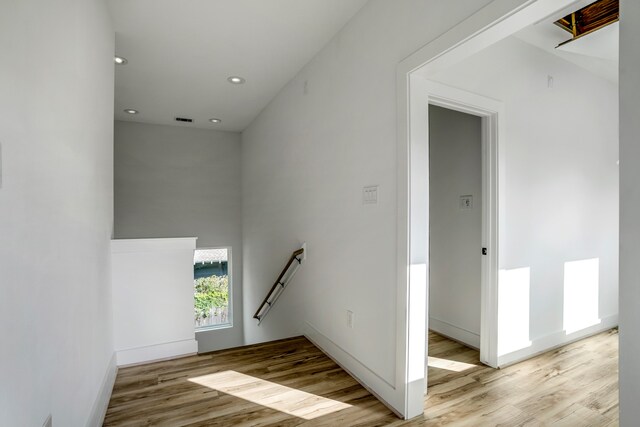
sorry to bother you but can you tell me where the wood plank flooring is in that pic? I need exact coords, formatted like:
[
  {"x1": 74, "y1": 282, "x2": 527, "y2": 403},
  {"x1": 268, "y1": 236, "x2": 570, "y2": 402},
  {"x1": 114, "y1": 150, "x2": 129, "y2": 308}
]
[
  {"x1": 422, "y1": 330, "x2": 618, "y2": 426},
  {"x1": 104, "y1": 329, "x2": 618, "y2": 426}
]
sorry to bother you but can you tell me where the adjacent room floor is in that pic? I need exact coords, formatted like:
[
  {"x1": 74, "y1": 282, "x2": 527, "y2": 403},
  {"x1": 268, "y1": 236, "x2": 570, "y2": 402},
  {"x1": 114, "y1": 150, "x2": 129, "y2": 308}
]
[{"x1": 104, "y1": 330, "x2": 618, "y2": 426}]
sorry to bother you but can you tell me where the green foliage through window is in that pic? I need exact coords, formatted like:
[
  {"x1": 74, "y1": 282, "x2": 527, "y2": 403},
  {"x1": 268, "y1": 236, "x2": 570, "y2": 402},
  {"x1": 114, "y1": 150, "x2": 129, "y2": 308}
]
[{"x1": 194, "y1": 275, "x2": 229, "y2": 321}]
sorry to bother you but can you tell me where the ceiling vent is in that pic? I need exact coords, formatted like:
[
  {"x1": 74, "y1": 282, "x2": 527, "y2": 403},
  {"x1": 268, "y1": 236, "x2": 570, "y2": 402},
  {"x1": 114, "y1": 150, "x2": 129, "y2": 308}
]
[{"x1": 175, "y1": 117, "x2": 193, "y2": 123}]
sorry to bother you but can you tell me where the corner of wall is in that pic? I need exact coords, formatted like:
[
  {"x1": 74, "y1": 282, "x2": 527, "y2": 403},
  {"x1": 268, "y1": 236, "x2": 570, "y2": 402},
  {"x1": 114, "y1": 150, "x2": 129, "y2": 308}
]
[
  {"x1": 302, "y1": 322, "x2": 404, "y2": 418},
  {"x1": 87, "y1": 352, "x2": 118, "y2": 427}
]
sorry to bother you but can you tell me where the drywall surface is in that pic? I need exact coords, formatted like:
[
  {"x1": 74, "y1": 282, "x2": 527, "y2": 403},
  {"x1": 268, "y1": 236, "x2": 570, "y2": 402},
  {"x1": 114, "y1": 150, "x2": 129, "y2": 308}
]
[
  {"x1": 432, "y1": 37, "x2": 619, "y2": 362},
  {"x1": 619, "y1": 1, "x2": 639, "y2": 424},
  {"x1": 429, "y1": 106, "x2": 482, "y2": 348},
  {"x1": 111, "y1": 238, "x2": 198, "y2": 365},
  {"x1": 114, "y1": 121, "x2": 241, "y2": 248},
  {"x1": 241, "y1": 0, "x2": 500, "y2": 414},
  {"x1": 0, "y1": 0, "x2": 115, "y2": 425},
  {"x1": 114, "y1": 121, "x2": 243, "y2": 351}
]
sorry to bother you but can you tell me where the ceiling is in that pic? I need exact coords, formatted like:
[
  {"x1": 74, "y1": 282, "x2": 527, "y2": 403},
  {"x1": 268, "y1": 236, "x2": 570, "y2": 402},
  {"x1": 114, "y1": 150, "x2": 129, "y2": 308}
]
[
  {"x1": 108, "y1": 0, "x2": 369, "y2": 131},
  {"x1": 514, "y1": 21, "x2": 618, "y2": 84}
]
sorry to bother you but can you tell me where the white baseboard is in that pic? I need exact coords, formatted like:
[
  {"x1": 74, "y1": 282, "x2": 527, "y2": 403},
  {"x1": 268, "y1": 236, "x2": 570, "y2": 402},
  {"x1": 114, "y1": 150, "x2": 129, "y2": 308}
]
[
  {"x1": 429, "y1": 318, "x2": 480, "y2": 349},
  {"x1": 303, "y1": 322, "x2": 403, "y2": 418},
  {"x1": 498, "y1": 314, "x2": 618, "y2": 367},
  {"x1": 87, "y1": 352, "x2": 118, "y2": 427},
  {"x1": 116, "y1": 339, "x2": 198, "y2": 366}
]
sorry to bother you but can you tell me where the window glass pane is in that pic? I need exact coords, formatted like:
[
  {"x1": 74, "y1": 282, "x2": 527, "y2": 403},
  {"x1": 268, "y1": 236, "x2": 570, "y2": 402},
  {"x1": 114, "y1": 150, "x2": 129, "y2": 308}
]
[{"x1": 194, "y1": 248, "x2": 230, "y2": 328}]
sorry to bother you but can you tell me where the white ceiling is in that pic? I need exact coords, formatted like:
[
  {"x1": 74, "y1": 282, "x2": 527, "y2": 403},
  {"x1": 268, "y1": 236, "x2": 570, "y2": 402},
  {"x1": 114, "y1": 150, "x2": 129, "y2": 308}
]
[
  {"x1": 108, "y1": 0, "x2": 369, "y2": 131},
  {"x1": 556, "y1": 22, "x2": 618, "y2": 62},
  {"x1": 514, "y1": 21, "x2": 618, "y2": 84}
]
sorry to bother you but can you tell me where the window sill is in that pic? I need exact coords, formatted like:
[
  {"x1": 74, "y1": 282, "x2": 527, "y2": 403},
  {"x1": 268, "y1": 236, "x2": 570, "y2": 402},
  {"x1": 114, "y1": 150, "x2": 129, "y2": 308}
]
[{"x1": 196, "y1": 323, "x2": 233, "y2": 333}]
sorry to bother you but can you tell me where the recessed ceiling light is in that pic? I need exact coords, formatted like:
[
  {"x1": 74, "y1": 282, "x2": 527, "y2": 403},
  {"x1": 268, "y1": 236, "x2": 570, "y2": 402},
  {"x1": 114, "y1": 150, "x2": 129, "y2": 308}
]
[
  {"x1": 227, "y1": 76, "x2": 246, "y2": 84},
  {"x1": 114, "y1": 56, "x2": 128, "y2": 65},
  {"x1": 124, "y1": 109, "x2": 138, "y2": 114},
  {"x1": 209, "y1": 118, "x2": 222, "y2": 123}
]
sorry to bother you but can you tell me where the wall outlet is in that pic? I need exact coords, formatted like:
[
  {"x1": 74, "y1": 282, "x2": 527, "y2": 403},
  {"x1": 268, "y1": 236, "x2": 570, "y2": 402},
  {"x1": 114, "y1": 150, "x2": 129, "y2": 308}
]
[{"x1": 347, "y1": 310, "x2": 354, "y2": 328}]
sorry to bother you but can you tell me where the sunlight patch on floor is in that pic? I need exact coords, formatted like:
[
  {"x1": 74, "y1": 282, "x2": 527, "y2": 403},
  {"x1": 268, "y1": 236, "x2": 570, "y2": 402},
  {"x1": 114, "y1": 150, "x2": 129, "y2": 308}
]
[
  {"x1": 189, "y1": 370, "x2": 351, "y2": 420},
  {"x1": 427, "y1": 356, "x2": 477, "y2": 372}
]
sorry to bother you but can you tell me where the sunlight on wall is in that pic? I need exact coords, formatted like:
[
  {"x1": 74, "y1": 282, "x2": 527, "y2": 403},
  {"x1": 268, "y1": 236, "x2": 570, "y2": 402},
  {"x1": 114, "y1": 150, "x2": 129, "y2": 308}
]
[
  {"x1": 563, "y1": 258, "x2": 601, "y2": 335},
  {"x1": 409, "y1": 263, "x2": 427, "y2": 382},
  {"x1": 498, "y1": 267, "x2": 532, "y2": 356},
  {"x1": 427, "y1": 356, "x2": 477, "y2": 372},
  {"x1": 189, "y1": 371, "x2": 351, "y2": 420}
]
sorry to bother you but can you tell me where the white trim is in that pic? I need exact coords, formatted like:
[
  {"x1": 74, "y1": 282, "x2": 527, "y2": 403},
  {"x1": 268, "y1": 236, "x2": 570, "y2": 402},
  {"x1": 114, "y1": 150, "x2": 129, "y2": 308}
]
[
  {"x1": 303, "y1": 322, "x2": 401, "y2": 412},
  {"x1": 395, "y1": 0, "x2": 587, "y2": 419},
  {"x1": 116, "y1": 339, "x2": 198, "y2": 366},
  {"x1": 419, "y1": 79, "x2": 504, "y2": 369},
  {"x1": 429, "y1": 318, "x2": 480, "y2": 350},
  {"x1": 304, "y1": 335, "x2": 403, "y2": 419},
  {"x1": 194, "y1": 246, "x2": 234, "y2": 331},
  {"x1": 86, "y1": 352, "x2": 118, "y2": 427},
  {"x1": 195, "y1": 323, "x2": 233, "y2": 332},
  {"x1": 498, "y1": 315, "x2": 618, "y2": 367}
]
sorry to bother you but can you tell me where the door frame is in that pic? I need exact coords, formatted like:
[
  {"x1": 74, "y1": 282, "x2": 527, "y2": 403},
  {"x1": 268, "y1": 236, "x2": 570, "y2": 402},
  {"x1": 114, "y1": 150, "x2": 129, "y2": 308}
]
[
  {"x1": 423, "y1": 80, "x2": 504, "y2": 370},
  {"x1": 395, "y1": 0, "x2": 591, "y2": 418}
]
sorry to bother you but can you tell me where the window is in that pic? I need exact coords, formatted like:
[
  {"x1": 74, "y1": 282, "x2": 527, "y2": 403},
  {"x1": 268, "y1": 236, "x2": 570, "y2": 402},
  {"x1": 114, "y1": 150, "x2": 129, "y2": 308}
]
[{"x1": 193, "y1": 248, "x2": 231, "y2": 329}]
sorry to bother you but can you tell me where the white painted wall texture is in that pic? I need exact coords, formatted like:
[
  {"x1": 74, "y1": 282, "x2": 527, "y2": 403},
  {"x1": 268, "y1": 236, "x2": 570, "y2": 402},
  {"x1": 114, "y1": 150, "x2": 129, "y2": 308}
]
[
  {"x1": 0, "y1": 0, "x2": 115, "y2": 425},
  {"x1": 114, "y1": 121, "x2": 243, "y2": 352},
  {"x1": 432, "y1": 36, "x2": 619, "y2": 362},
  {"x1": 619, "y1": 1, "x2": 639, "y2": 425},
  {"x1": 111, "y1": 238, "x2": 198, "y2": 365},
  {"x1": 240, "y1": 0, "x2": 498, "y2": 412},
  {"x1": 428, "y1": 106, "x2": 482, "y2": 348},
  {"x1": 1, "y1": 0, "x2": 624, "y2": 423}
]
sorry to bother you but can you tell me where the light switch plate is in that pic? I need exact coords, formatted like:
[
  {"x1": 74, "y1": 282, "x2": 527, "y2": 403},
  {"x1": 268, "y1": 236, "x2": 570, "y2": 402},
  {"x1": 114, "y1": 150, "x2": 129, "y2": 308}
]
[
  {"x1": 460, "y1": 195, "x2": 473, "y2": 210},
  {"x1": 363, "y1": 186, "x2": 378, "y2": 204}
]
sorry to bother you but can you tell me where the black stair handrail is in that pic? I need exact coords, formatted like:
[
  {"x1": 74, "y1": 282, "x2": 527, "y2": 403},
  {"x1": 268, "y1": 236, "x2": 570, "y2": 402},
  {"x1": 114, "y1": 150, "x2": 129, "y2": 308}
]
[{"x1": 253, "y1": 248, "x2": 304, "y2": 321}]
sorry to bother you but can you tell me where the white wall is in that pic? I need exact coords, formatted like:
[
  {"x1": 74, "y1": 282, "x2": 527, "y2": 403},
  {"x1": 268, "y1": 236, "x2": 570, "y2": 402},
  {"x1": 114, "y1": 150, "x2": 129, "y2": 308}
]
[
  {"x1": 431, "y1": 36, "x2": 619, "y2": 363},
  {"x1": 0, "y1": 0, "x2": 115, "y2": 425},
  {"x1": 619, "y1": 1, "x2": 639, "y2": 425},
  {"x1": 429, "y1": 106, "x2": 482, "y2": 348},
  {"x1": 111, "y1": 238, "x2": 198, "y2": 365},
  {"x1": 114, "y1": 121, "x2": 243, "y2": 352},
  {"x1": 241, "y1": 0, "x2": 499, "y2": 414}
]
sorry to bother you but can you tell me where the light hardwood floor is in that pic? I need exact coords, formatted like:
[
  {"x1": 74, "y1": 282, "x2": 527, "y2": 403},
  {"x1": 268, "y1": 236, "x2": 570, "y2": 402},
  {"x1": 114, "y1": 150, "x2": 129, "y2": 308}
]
[
  {"x1": 423, "y1": 330, "x2": 618, "y2": 426},
  {"x1": 104, "y1": 329, "x2": 618, "y2": 426}
]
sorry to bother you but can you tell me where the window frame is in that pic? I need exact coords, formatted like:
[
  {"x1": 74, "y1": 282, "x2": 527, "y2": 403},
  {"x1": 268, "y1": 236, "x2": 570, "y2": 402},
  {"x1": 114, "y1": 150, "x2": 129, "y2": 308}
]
[{"x1": 193, "y1": 246, "x2": 233, "y2": 331}]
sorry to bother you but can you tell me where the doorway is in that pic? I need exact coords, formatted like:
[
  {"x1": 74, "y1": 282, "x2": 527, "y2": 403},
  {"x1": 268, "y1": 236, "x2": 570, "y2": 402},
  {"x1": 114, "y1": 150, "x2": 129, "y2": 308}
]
[
  {"x1": 422, "y1": 81, "x2": 504, "y2": 374},
  {"x1": 429, "y1": 106, "x2": 482, "y2": 341},
  {"x1": 397, "y1": 0, "x2": 618, "y2": 419}
]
